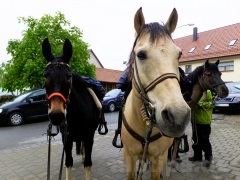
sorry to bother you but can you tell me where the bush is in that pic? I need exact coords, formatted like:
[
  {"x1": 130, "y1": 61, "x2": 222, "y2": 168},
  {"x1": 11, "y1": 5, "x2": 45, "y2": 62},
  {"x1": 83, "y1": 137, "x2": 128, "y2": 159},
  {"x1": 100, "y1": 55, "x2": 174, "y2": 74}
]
[{"x1": 0, "y1": 95, "x2": 16, "y2": 105}]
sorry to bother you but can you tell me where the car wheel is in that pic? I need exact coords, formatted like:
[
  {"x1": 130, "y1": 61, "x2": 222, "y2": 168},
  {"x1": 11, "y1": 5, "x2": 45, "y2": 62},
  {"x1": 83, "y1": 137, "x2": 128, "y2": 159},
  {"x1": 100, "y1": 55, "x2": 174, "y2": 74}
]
[
  {"x1": 8, "y1": 112, "x2": 24, "y2": 126},
  {"x1": 108, "y1": 103, "x2": 116, "y2": 112}
]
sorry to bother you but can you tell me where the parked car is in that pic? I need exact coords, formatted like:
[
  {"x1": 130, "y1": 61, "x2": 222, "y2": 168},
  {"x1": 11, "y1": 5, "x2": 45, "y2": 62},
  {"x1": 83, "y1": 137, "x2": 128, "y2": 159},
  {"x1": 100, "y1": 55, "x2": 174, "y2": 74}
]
[
  {"x1": 102, "y1": 89, "x2": 124, "y2": 112},
  {"x1": 0, "y1": 88, "x2": 48, "y2": 126},
  {"x1": 215, "y1": 82, "x2": 240, "y2": 111}
]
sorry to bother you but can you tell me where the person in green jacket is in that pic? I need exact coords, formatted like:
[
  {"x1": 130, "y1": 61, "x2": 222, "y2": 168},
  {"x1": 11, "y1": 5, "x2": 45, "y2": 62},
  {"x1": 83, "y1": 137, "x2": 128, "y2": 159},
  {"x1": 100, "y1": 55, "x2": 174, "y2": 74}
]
[{"x1": 188, "y1": 90, "x2": 216, "y2": 167}]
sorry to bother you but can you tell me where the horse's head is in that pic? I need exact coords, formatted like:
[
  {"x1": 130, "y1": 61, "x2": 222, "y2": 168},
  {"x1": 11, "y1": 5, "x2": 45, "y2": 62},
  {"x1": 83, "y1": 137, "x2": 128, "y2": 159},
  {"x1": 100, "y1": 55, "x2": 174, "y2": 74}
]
[
  {"x1": 201, "y1": 60, "x2": 229, "y2": 98},
  {"x1": 42, "y1": 38, "x2": 73, "y2": 126},
  {"x1": 128, "y1": 8, "x2": 191, "y2": 137}
]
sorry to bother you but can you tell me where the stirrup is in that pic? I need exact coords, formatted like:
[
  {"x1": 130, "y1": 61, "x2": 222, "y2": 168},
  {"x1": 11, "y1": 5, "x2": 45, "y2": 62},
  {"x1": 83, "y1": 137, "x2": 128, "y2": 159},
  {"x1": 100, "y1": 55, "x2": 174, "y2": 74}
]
[
  {"x1": 98, "y1": 122, "x2": 108, "y2": 135},
  {"x1": 112, "y1": 129, "x2": 123, "y2": 148}
]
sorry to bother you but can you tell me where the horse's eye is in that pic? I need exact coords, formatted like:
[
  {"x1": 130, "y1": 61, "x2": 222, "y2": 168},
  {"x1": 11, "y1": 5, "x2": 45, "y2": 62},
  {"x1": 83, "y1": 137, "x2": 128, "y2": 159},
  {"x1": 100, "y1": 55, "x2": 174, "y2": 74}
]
[
  {"x1": 137, "y1": 51, "x2": 147, "y2": 60},
  {"x1": 206, "y1": 73, "x2": 212, "y2": 77}
]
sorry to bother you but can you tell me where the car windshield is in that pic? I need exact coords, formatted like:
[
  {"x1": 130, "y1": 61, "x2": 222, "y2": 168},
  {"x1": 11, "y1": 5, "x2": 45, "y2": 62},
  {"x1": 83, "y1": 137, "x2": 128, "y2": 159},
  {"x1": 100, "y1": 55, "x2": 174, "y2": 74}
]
[
  {"x1": 227, "y1": 83, "x2": 240, "y2": 93},
  {"x1": 105, "y1": 89, "x2": 120, "y2": 97}
]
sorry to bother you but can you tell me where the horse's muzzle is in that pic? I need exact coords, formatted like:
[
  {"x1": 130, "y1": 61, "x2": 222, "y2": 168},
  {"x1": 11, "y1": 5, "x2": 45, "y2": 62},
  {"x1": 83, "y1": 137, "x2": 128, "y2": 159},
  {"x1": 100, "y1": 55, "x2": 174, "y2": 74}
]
[{"x1": 48, "y1": 112, "x2": 65, "y2": 126}]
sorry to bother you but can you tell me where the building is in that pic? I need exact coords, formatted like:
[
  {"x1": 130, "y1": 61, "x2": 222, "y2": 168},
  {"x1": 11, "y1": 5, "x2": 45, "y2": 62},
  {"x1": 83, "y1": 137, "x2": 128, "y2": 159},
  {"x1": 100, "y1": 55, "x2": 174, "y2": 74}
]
[
  {"x1": 88, "y1": 49, "x2": 123, "y2": 92},
  {"x1": 174, "y1": 23, "x2": 240, "y2": 82}
]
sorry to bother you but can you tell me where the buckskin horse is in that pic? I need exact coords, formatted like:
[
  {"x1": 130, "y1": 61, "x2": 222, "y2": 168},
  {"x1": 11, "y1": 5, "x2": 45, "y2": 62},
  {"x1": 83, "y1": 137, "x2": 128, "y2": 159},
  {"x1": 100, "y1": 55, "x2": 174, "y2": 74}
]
[
  {"x1": 42, "y1": 38, "x2": 106, "y2": 180},
  {"x1": 121, "y1": 8, "x2": 191, "y2": 179}
]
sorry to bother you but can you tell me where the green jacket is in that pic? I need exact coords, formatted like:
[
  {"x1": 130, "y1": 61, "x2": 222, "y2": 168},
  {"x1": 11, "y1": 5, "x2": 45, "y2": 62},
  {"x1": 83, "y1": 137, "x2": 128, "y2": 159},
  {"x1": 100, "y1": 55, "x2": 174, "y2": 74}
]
[{"x1": 194, "y1": 90, "x2": 215, "y2": 125}]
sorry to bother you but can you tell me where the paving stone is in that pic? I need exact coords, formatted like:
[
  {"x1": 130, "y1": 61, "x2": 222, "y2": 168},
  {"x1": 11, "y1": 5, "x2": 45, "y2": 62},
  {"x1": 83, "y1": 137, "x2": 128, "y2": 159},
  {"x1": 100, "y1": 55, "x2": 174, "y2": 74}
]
[{"x1": 1, "y1": 120, "x2": 240, "y2": 179}]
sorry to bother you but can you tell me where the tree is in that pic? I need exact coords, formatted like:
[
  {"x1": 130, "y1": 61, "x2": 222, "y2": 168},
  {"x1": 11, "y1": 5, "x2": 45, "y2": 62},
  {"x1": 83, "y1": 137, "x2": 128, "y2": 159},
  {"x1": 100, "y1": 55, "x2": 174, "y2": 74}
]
[
  {"x1": 0, "y1": 62, "x2": 5, "y2": 83},
  {"x1": 1, "y1": 12, "x2": 95, "y2": 92}
]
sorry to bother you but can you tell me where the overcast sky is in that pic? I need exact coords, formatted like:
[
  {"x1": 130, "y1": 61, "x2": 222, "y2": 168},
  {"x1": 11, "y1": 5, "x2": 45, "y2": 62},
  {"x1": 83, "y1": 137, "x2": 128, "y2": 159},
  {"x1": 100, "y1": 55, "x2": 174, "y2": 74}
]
[{"x1": 0, "y1": 0, "x2": 239, "y2": 71}]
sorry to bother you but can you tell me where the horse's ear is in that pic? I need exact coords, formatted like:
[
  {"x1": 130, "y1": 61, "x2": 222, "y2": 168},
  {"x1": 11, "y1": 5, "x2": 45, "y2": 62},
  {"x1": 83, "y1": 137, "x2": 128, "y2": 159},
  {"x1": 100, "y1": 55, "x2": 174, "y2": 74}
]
[
  {"x1": 164, "y1": 8, "x2": 178, "y2": 34},
  {"x1": 134, "y1": 7, "x2": 145, "y2": 36},
  {"x1": 62, "y1": 39, "x2": 72, "y2": 64},
  {"x1": 215, "y1": 60, "x2": 220, "y2": 66},
  {"x1": 204, "y1": 59, "x2": 210, "y2": 69},
  {"x1": 42, "y1": 38, "x2": 54, "y2": 62}
]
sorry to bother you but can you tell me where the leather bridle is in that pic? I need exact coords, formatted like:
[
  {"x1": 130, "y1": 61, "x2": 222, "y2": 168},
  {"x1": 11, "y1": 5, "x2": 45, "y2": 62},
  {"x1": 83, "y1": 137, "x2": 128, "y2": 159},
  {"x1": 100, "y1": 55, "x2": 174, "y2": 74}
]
[
  {"x1": 133, "y1": 60, "x2": 179, "y2": 125},
  {"x1": 198, "y1": 68, "x2": 225, "y2": 95},
  {"x1": 45, "y1": 62, "x2": 72, "y2": 108}
]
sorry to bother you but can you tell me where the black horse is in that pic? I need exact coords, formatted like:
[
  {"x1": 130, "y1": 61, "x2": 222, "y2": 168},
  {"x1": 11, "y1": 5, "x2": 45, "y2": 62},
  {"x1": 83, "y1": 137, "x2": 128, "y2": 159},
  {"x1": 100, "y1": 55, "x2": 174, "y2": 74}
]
[{"x1": 42, "y1": 38, "x2": 102, "y2": 180}]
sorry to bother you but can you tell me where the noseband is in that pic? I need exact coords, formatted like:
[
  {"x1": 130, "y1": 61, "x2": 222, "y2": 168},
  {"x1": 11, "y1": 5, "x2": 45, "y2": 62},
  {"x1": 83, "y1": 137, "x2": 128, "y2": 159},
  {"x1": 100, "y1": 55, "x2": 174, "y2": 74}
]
[{"x1": 133, "y1": 61, "x2": 179, "y2": 123}]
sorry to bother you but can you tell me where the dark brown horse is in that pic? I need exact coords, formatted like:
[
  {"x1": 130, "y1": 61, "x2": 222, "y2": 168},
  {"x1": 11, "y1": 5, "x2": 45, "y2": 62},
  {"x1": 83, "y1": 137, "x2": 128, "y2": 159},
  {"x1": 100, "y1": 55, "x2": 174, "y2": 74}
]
[
  {"x1": 187, "y1": 60, "x2": 229, "y2": 114},
  {"x1": 42, "y1": 38, "x2": 101, "y2": 180}
]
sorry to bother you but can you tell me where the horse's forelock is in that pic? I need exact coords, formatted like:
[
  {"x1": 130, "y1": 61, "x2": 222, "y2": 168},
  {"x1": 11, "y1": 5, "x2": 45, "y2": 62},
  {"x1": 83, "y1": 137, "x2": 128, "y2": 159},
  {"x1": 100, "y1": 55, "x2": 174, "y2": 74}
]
[{"x1": 126, "y1": 22, "x2": 171, "y2": 81}]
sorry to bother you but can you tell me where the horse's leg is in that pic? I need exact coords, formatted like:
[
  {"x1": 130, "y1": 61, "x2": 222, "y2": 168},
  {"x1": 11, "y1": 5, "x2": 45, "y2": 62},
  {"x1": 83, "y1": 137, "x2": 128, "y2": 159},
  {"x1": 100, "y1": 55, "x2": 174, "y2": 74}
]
[
  {"x1": 123, "y1": 147, "x2": 137, "y2": 180},
  {"x1": 83, "y1": 137, "x2": 94, "y2": 180},
  {"x1": 65, "y1": 140, "x2": 73, "y2": 180},
  {"x1": 151, "y1": 151, "x2": 168, "y2": 180}
]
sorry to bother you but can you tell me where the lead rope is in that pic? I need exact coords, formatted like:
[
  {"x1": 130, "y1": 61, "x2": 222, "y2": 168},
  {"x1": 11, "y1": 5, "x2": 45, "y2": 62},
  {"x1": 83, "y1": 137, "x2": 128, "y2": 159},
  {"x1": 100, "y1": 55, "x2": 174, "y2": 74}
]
[
  {"x1": 167, "y1": 138, "x2": 181, "y2": 180},
  {"x1": 136, "y1": 123, "x2": 153, "y2": 180}
]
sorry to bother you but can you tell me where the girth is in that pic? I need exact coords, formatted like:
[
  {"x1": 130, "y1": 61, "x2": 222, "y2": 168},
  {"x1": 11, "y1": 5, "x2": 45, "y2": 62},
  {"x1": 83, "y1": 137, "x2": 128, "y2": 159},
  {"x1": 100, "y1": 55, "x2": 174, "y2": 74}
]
[{"x1": 122, "y1": 112, "x2": 162, "y2": 147}]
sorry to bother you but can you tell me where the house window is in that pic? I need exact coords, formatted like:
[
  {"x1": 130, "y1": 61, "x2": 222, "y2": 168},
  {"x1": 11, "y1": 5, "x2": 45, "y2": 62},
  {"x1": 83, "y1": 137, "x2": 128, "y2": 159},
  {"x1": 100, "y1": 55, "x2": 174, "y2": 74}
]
[
  {"x1": 185, "y1": 65, "x2": 192, "y2": 74},
  {"x1": 218, "y1": 61, "x2": 234, "y2": 72},
  {"x1": 204, "y1": 44, "x2": 212, "y2": 50},
  {"x1": 188, "y1": 47, "x2": 196, "y2": 53},
  {"x1": 229, "y1": 39, "x2": 237, "y2": 46}
]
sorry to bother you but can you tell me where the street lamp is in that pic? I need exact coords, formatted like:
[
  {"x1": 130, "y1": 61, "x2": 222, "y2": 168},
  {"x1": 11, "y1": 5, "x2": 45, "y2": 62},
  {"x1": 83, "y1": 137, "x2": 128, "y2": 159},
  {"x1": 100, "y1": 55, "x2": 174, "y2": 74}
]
[{"x1": 177, "y1": 23, "x2": 194, "y2": 29}]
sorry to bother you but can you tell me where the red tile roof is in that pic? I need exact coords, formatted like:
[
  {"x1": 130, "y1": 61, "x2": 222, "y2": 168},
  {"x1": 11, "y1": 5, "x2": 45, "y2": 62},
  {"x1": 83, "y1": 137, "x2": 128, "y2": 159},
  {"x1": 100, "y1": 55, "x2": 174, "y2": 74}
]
[
  {"x1": 174, "y1": 23, "x2": 240, "y2": 63},
  {"x1": 96, "y1": 68, "x2": 124, "y2": 83}
]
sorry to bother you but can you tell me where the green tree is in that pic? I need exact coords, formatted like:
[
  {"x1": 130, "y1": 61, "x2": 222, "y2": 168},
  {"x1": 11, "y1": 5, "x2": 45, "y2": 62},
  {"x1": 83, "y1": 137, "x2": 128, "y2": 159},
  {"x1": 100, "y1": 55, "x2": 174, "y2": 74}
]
[
  {"x1": 0, "y1": 62, "x2": 5, "y2": 83},
  {"x1": 2, "y1": 12, "x2": 95, "y2": 92}
]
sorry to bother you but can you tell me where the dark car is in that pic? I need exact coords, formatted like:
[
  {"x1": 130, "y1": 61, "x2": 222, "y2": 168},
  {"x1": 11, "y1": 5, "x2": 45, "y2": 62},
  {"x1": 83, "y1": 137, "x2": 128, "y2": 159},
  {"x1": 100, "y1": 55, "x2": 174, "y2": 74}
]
[
  {"x1": 0, "y1": 89, "x2": 48, "y2": 126},
  {"x1": 215, "y1": 82, "x2": 240, "y2": 111},
  {"x1": 102, "y1": 89, "x2": 124, "y2": 112}
]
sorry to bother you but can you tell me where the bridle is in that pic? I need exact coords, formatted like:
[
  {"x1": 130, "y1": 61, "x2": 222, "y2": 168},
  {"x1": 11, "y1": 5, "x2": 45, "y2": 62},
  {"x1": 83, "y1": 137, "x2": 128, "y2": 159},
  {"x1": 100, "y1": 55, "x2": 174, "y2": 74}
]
[
  {"x1": 45, "y1": 62, "x2": 72, "y2": 107},
  {"x1": 132, "y1": 56, "x2": 180, "y2": 180},
  {"x1": 198, "y1": 67, "x2": 225, "y2": 95},
  {"x1": 44, "y1": 61, "x2": 72, "y2": 180},
  {"x1": 133, "y1": 60, "x2": 179, "y2": 126}
]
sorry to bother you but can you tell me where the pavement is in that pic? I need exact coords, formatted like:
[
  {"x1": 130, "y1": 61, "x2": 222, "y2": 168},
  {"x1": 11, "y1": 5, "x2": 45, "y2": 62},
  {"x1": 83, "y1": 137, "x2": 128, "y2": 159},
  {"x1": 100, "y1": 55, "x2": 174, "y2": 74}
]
[{"x1": 1, "y1": 115, "x2": 240, "y2": 180}]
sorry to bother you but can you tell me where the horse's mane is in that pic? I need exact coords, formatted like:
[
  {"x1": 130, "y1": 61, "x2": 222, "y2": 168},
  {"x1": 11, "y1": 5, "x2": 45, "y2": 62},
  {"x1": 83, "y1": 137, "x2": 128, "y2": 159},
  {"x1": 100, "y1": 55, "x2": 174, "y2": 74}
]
[
  {"x1": 71, "y1": 71, "x2": 87, "y2": 90},
  {"x1": 187, "y1": 62, "x2": 220, "y2": 85},
  {"x1": 187, "y1": 66, "x2": 204, "y2": 85},
  {"x1": 126, "y1": 22, "x2": 171, "y2": 81}
]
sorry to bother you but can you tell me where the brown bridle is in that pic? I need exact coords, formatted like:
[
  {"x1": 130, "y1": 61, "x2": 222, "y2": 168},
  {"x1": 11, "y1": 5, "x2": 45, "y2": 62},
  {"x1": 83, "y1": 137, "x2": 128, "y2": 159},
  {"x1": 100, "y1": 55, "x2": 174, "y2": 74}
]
[{"x1": 133, "y1": 60, "x2": 179, "y2": 122}]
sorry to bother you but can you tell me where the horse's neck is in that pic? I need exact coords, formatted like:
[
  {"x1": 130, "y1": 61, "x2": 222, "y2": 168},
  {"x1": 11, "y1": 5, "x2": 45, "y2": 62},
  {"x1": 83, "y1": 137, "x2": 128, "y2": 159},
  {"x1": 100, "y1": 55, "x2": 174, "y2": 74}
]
[
  {"x1": 124, "y1": 88, "x2": 148, "y2": 133},
  {"x1": 187, "y1": 82, "x2": 203, "y2": 116}
]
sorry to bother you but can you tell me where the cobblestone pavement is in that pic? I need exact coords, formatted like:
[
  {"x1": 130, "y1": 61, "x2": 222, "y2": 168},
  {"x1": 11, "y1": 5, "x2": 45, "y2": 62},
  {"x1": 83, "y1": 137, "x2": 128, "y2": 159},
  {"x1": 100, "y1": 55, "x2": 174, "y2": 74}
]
[{"x1": 1, "y1": 114, "x2": 240, "y2": 180}]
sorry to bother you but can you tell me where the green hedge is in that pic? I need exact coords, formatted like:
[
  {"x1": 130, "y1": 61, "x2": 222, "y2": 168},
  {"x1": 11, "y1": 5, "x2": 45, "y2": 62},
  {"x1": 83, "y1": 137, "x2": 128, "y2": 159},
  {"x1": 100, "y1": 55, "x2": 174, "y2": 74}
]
[{"x1": 0, "y1": 95, "x2": 16, "y2": 105}]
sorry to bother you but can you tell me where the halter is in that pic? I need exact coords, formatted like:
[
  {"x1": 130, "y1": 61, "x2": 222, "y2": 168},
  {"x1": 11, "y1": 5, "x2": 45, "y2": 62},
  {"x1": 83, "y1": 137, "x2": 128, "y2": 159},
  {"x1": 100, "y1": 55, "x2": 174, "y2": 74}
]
[
  {"x1": 45, "y1": 62, "x2": 72, "y2": 106},
  {"x1": 198, "y1": 68, "x2": 225, "y2": 94}
]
